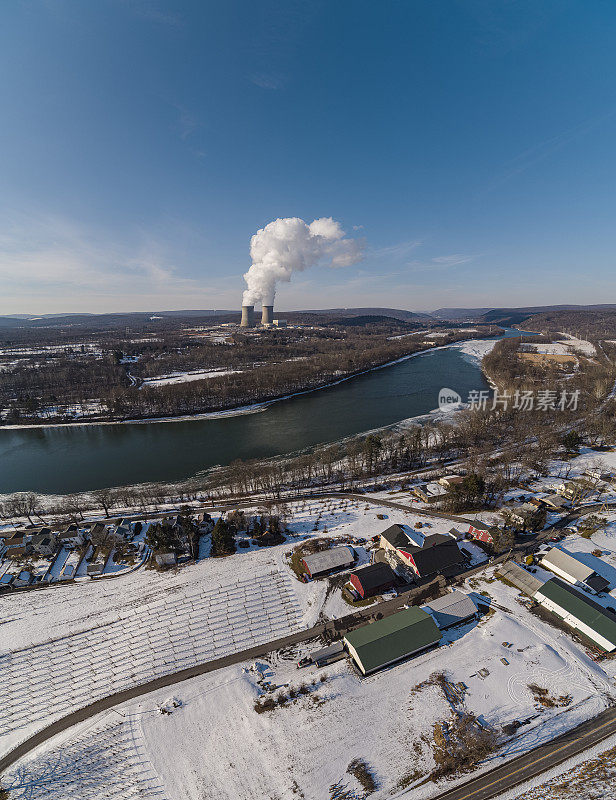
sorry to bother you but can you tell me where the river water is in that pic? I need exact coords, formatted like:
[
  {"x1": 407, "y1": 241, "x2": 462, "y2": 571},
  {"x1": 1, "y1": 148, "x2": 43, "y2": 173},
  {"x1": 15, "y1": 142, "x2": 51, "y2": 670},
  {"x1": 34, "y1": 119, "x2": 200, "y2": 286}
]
[{"x1": 0, "y1": 332, "x2": 527, "y2": 494}]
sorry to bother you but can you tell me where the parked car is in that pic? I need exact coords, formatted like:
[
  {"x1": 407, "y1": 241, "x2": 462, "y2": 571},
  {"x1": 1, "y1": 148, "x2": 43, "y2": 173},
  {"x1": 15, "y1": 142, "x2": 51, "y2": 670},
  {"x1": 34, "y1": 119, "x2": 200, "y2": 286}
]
[{"x1": 296, "y1": 656, "x2": 311, "y2": 669}]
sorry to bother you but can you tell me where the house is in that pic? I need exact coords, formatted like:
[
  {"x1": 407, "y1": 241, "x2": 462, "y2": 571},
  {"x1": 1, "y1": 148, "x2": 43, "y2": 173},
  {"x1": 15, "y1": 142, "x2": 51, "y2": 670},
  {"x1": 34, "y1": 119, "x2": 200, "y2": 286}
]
[
  {"x1": 585, "y1": 468, "x2": 612, "y2": 482},
  {"x1": 540, "y1": 494, "x2": 571, "y2": 511},
  {"x1": 30, "y1": 531, "x2": 58, "y2": 556},
  {"x1": 556, "y1": 481, "x2": 586, "y2": 502},
  {"x1": 89, "y1": 522, "x2": 106, "y2": 541},
  {"x1": 467, "y1": 522, "x2": 495, "y2": 544},
  {"x1": 496, "y1": 561, "x2": 545, "y2": 596},
  {"x1": 438, "y1": 475, "x2": 465, "y2": 489},
  {"x1": 534, "y1": 578, "x2": 616, "y2": 651},
  {"x1": 411, "y1": 483, "x2": 449, "y2": 503},
  {"x1": 344, "y1": 606, "x2": 441, "y2": 675},
  {"x1": 349, "y1": 562, "x2": 397, "y2": 599},
  {"x1": 380, "y1": 525, "x2": 465, "y2": 578},
  {"x1": 57, "y1": 527, "x2": 84, "y2": 547},
  {"x1": 503, "y1": 503, "x2": 543, "y2": 530},
  {"x1": 110, "y1": 524, "x2": 131, "y2": 541},
  {"x1": 4, "y1": 544, "x2": 32, "y2": 560},
  {"x1": 540, "y1": 547, "x2": 610, "y2": 594},
  {"x1": 423, "y1": 590, "x2": 478, "y2": 630},
  {"x1": 302, "y1": 546, "x2": 356, "y2": 579}
]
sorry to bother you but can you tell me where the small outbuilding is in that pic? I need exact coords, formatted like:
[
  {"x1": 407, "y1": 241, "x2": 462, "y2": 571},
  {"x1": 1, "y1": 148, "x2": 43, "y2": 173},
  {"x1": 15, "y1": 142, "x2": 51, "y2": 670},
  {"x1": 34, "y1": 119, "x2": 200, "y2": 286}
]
[
  {"x1": 310, "y1": 641, "x2": 346, "y2": 667},
  {"x1": 344, "y1": 606, "x2": 441, "y2": 675},
  {"x1": 302, "y1": 545, "x2": 356, "y2": 578},
  {"x1": 349, "y1": 562, "x2": 396, "y2": 599},
  {"x1": 496, "y1": 561, "x2": 544, "y2": 596},
  {"x1": 423, "y1": 590, "x2": 477, "y2": 630}
]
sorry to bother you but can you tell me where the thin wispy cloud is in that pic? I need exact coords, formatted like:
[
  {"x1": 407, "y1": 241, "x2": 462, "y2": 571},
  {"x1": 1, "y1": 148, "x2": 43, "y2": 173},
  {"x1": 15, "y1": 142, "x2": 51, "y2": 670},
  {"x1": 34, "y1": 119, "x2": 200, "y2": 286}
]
[
  {"x1": 405, "y1": 254, "x2": 475, "y2": 272},
  {"x1": 372, "y1": 239, "x2": 422, "y2": 261},
  {"x1": 431, "y1": 254, "x2": 474, "y2": 266},
  {"x1": 483, "y1": 108, "x2": 616, "y2": 193},
  {"x1": 249, "y1": 72, "x2": 286, "y2": 90},
  {"x1": 0, "y1": 211, "x2": 197, "y2": 305},
  {"x1": 119, "y1": 0, "x2": 183, "y2": 28}
]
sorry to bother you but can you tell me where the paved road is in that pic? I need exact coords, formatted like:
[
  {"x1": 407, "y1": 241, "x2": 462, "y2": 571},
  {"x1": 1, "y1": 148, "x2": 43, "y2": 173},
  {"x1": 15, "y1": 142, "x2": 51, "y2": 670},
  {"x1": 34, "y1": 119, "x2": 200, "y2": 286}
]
[
  {"x1": 1, "y1": 491, "x2": 610, "y2": 780},
  {"x1": 0, "y1": 575, "x2": 444, "y2": 776},
  {"x1": 428, "y1": 706, "x2": 616, "y2": 800}
]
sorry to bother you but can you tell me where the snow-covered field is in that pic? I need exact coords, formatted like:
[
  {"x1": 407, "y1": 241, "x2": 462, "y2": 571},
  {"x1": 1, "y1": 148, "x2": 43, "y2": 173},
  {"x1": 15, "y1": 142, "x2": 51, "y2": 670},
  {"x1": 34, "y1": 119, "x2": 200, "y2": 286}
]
[
  {"x1": 140, "y1": 367, "x2": 241, "y2": 387},
  {"x1": 5, "y1": 565, "x2": 614, "y2": 800},
  {"x1": 0, "y1": 498, "x2": 437, "y2": 757},
  {"x1": 0, "y1": 521, "x2": 314, "y2": 758}
]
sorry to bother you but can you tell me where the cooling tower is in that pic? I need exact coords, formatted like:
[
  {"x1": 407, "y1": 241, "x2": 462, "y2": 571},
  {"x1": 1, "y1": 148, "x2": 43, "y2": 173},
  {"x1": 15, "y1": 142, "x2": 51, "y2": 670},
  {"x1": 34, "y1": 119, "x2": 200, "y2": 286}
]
[
  {"x1": 261, "y1": 305, "x2": 274, "y2": 326},
  {"x1": 240, "y1": 305, "x2": 255, "y2": 327}
]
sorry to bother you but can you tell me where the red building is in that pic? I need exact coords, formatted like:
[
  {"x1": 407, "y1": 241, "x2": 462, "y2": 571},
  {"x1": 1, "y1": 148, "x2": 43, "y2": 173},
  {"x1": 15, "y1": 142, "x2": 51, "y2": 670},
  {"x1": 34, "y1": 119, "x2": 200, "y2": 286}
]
[
  {"x1": 468, "y1": 523, "x2": 494, "y2": 544},
  {"x1": 349, "y1": 562, "x2": 396, "y2": 599}
]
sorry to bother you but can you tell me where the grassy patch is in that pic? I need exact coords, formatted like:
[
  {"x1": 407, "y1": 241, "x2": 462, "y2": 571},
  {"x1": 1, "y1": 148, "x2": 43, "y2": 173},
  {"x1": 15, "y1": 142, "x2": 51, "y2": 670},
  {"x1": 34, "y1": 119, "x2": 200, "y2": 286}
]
[
  {"x1": 528, "y1": 683, "x2": 572, "y2": 708},
  {"x1": 346, "y1": 759, "x2": 377, "y2": 794}
]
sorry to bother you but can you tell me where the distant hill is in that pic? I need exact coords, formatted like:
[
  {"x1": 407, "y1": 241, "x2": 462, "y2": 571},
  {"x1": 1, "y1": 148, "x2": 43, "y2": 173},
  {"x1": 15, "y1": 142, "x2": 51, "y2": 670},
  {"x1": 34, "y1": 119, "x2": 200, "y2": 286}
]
[
  {"x1": 430, "y1": 307, "x2": 494, "y2": 320},
  {"x1": 329, "y1": 314, "x2": 423, "y2": 328},
  {"x1": 430, "y1": 304, "x2": 616, "y2": 325},
  {"x1": 302, "y1": 307, "x2": 432, "y2": 321}
]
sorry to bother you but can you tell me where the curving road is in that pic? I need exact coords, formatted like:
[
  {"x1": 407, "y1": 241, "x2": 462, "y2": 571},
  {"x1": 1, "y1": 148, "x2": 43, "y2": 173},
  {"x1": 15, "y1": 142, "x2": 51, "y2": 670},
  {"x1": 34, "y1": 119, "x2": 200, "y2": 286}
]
[{"x1": 1, "y1": 491, "x2": 612, "y2": 784}]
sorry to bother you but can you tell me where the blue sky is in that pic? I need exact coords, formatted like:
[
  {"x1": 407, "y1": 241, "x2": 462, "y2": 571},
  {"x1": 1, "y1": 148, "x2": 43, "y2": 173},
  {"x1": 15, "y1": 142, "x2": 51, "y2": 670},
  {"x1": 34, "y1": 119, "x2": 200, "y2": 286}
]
[{"x1": 1, "y1": 0, "x2": 615, "y2": 314}]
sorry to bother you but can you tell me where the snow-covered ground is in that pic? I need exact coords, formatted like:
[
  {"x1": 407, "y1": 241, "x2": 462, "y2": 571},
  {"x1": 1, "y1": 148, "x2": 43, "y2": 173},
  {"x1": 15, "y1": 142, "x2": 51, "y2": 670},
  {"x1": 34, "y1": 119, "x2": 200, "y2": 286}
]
[
  {"x1": 506, "y1": 735, "x2": 616, "y2": 799},
  {"x1": 0, "y1": 498, "x2": 440, "y2": 757},
  {"x1": 450, "y1": 336, "x2": 500, "y2": 363},
  {"x1": 0, "y1": 551, "x2": 302, "y2": 757},
  {"x1": 140, "y1": 367, "x2": 242, "y2": 387},
  {"x1": 5, "y1": 565, "x2": 614, "y2": 800},
  {"x1": 557, "y1": 333, "x2": 597, "y2": 356}
]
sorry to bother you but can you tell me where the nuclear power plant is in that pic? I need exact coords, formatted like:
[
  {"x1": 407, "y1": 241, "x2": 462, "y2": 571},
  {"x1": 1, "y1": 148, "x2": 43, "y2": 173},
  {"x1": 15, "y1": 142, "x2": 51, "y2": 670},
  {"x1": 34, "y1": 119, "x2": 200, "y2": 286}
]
[
  {"x1": 240, "y1": 305, "x2": 255, "y2": 328},
  {"x1": 240, "y1": 303, "x2": 277, "y2": 328}
]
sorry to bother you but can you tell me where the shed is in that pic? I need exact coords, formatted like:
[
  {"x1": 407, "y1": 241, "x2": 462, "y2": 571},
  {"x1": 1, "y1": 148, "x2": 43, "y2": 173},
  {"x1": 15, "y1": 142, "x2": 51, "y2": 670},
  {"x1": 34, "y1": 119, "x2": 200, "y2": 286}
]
[
  {"x1": 424, "y1": 590, "x2": 477, "y2": 630},
  {"x1": 310, "y1": 641, "x2": 345, "y2": 667},
  {"x1": 496, "y1": 561, "x2": 544, "y2": 596},
  {"x1": 534, "y1": 578, "x2": 616, "y2": 651},
  {"x1": 344, "y1": 606, "x2": 441, "y2": 675},
  {"x1": 349, "y1": 562, "x2": 396, "y2": 599},
  {"x1": 540, "y1": 548, "x2": 610, "y2": 594},
  {"x1": 302, "y1": 545, "x2": 356, "y2": 578}
]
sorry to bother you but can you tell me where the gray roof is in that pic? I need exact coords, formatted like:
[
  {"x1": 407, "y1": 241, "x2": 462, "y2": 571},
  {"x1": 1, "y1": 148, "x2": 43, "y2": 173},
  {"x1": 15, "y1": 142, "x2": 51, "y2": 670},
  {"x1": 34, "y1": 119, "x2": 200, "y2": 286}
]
[
  {"x1": 424, "y1": 590, "x2": 477, "y2": 629},
  {"x1": 496, "y1": 561, "x2": 545, "y2": 596},
  {"x1": 542, "y1": 494, "x2": 569, "y2": 508},
  {"x1": 541, "y1": 548, "x2": 597, "y2": 583},
  {"x1": 302, "y1": 545, "x2": 356, "y2": 576}
]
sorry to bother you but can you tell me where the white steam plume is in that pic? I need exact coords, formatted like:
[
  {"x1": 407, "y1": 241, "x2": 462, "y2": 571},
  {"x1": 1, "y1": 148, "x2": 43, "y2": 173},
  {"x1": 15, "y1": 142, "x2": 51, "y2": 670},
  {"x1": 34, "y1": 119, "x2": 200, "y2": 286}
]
[{"x1": 242, "y1": 216, "x2": 363, "y2": 306}]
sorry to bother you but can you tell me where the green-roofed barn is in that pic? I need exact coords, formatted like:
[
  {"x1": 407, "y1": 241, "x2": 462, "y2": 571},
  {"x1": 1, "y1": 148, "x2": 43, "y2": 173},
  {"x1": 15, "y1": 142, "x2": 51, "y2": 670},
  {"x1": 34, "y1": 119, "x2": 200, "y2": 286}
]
[
  {"x1": 344, "y1": 606, "x2": 441, "y2": 675},
  {"x1": 534, "y1": 578, "x2": 616, "y2": 652}
]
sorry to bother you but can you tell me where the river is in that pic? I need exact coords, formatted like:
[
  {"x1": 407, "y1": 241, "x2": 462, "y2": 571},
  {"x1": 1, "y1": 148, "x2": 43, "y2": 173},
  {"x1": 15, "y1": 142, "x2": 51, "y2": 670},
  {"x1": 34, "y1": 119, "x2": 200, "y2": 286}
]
[{"x1": 0, "y1": 331, "x2": 529, "y2": 494}]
